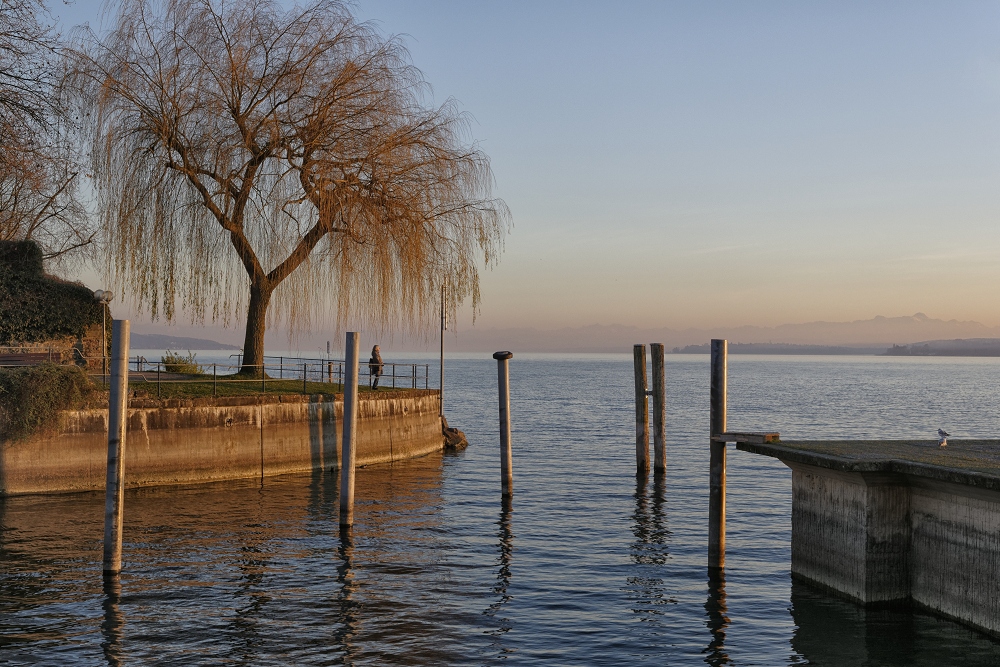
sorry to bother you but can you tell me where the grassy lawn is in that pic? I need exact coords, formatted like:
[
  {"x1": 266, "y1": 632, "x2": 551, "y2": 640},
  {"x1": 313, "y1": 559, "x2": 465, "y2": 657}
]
[{"x1": 88, "y1": 375, "x2": 426, "y2": 399}]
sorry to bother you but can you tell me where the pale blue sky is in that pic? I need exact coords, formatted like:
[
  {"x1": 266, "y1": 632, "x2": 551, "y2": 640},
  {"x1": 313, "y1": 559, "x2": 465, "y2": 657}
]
[{"x1": 56, "y1": 1, "x2": 1000, "y2": 337}]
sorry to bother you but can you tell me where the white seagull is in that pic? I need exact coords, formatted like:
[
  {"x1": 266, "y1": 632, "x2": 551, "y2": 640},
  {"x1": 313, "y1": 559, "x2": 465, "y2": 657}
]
[{"x1": 938, "y1": 428, "x2": 949, "y2": 448}]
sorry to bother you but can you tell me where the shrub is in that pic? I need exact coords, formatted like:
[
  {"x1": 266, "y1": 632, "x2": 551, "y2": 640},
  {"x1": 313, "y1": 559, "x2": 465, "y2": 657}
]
[
  {"x1": 161, "y1": 350, "x2": 202, "y2": 374},
  {"x1": 0, "y1": 364, "x2": 96, "y2": 440},
  {"x1": 0, "y1": 240, "x2": 104, "y2": 345}
]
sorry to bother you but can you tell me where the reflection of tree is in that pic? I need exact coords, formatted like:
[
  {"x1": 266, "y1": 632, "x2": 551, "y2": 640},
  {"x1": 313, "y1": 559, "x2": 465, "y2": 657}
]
[
  {"x1": 101, "y1": 576, "x2": 125, "y2": 667},
  {"x1": 626, "y1": 474, "x2": 674, "y2": 621},
  {"x1": 484, "y1": 496, "x2": 514, "y2": 658},
  {"x1": 703, "y1": 568, "x2": 733, "y2": 666},
  {"x1": 333, "y1": 526, "x2": 360, "y2": 665}
]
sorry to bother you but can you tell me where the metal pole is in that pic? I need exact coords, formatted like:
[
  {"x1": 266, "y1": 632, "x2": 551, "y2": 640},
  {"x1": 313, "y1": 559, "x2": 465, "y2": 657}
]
[
  {"x1": 328, "y1": 361, "x2": 333, "y2": 384},
  {"x1": 103, "y1": 319, "x2": 130, "y2": 575},
  {"x1": 213, "y1": 364, "x2": 217, "y2": 398},
  {"x1": 493, "y1": 351, "x2": 514, "y2": 497},
  {"x1": 340, "y1": 332, "x2": 361, "y2": 527},
  {"x1": 651, "y1": 343, "x2": 666, "y2": 473},
  {"x1": 633, "y1": 344, "x2": 649, "y2": 474},
  {"x1": 709, "y1": 339, "x2": 728, "y2": 569},
  {"x1": 303, "y1": 363, "x2": 308, "y2": 395},
  {"x1": 392, "y1": 363, "x2": 396, "y2": 389},
  {"x1": 440, "y1": 282, "x2": 446, "y2": 415}
]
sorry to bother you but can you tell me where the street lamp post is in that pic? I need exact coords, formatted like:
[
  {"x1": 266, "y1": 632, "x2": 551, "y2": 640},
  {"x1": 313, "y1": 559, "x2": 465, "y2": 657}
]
[{"x1": 93, "y1": 290, "x2": 115, "y2": 382}]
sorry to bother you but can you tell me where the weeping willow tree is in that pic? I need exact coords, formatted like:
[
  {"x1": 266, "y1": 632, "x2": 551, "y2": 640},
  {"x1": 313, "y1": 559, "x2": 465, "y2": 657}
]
[{"x1": 69, "y1": 0, "x2": 508, "y2": 373}]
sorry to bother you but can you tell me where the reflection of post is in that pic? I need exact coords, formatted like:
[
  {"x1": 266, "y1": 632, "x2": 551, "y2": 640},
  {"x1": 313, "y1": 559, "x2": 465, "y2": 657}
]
[
  {"x1": 704, "y1": 568, "x2": 733, "y2": 666},
  {"x1": 485, "y1": 496, "x2": 514, "y2": 649},
  {"x1": 101, "y1": 576, "x2": 125, "y2": 667},
  {"x1": 340, "y1": 332, "x2": 360, "y2": 527},
  {"x1": 708, "y1": 339, "x2": 727, "y2": 569},
  {"x1": 103, "y1": 319, "x2": 130, "y2": 575},
  {"x1": 493, "y1": 351, "x2": 513, "y2": 497},
  {"x1": 334, "y1": 525, "x2": 360, "y2": 660},
  {"x1": 651, "y1": 343, "x2": 666, "y2": 473},
  {"x1": 633, "y1": 344, "x2": 649, "y2": 474}
]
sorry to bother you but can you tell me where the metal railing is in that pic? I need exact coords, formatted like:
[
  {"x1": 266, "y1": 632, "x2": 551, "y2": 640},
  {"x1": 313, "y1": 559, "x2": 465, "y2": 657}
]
[{"x1": 0, "y1": 351, "x2": 431, "y2": 397}]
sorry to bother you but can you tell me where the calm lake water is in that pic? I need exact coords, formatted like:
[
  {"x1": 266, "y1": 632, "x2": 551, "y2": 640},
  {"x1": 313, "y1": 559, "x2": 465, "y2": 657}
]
[{"x1": 3, "y1": 353, "x2": 1000, "y2": 665}]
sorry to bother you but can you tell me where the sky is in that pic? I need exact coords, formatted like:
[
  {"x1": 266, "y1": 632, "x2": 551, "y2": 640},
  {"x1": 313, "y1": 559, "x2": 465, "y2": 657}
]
[{"x1": 51, "y1": 1, "x2": 1000, "y2": 347}]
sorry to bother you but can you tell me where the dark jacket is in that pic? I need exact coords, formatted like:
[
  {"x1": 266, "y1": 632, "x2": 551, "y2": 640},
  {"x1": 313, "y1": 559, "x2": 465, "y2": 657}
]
[{"x1": 369, "y1": 350, "x2": 383, "y2": 376}]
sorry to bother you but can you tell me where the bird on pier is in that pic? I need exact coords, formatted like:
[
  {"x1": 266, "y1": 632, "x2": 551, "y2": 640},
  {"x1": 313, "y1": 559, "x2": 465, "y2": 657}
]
[{"x1": 938, "y1": 428, "x2": 949, "y2": 448}]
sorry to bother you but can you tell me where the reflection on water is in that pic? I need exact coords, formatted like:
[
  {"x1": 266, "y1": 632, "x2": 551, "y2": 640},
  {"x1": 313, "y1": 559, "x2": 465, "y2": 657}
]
[
  {"x1": 704, "y1": 568, "x2": 732, "y2": 666},
  {"x1": 626, "y1": 472, "x2": 674, "y2": 627},
  {"x1": 335, "y1": 525, "x2": 360, "y2": 665},
  {"x1": 790, "y1": 580, "x2": 1000, "y2": 666},
  {"x1": 100, "y1": 576, "x2": 123, "y2": 667},
  {"x1": 484, "y1": 496, "x2": 514, "y2": 660},
  {"x1": 4, "y1": 356, "x2": 1000, "y2": 664}
]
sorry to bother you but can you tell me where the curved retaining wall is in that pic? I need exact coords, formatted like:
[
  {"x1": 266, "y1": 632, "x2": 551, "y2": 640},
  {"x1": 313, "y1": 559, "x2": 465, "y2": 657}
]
[{"x1": 0, "y1": 391, "x2": 444, "y2": 495}]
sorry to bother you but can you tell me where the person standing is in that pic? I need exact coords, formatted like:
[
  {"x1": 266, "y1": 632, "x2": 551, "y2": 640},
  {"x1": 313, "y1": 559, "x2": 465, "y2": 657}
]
[{"x1": 369, "y1": 345, "x2": 384, "y2": 389}]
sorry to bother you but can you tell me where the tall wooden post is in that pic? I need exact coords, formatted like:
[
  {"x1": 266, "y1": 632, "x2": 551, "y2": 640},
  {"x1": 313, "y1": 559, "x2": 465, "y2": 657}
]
[
  {"x1": 633, "y1": 344, "x2": 649, "y2": 474},
  {"x1": 103, "y1": 319, "x2": 130, "y2": 575},
  {"x1": 709, "y1": 339, "x2": 728, "y2": 569},
  {"x1": 651, "y1": 343, "x2": 666, "y2": 473},
  {"x1": 493, "y1": 351, "x2": 513, "y2": 497},
  {"x1": 340, "y1": 332, "x2": 360, "y2": 527}
]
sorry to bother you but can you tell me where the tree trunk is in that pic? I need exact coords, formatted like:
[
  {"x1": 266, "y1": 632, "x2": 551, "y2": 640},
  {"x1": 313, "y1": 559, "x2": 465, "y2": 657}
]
[{"x1": 240, "y1": 281, "x2": 272, "y2": 375}]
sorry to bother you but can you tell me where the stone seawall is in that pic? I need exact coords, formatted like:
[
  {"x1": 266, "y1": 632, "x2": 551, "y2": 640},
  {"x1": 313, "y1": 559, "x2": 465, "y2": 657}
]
[
  {"x1": 0, "y1": 391, "x2": 444, "y2": 495},
  {"x1": 740, "y1": 440, "x2": 1000, "y2": 638}
]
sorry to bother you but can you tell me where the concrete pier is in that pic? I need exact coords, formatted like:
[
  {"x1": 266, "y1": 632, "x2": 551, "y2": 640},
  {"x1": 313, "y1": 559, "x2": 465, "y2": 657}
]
[{"x1": 740, "y1": 439, "x2": 1000, "y2": 637}]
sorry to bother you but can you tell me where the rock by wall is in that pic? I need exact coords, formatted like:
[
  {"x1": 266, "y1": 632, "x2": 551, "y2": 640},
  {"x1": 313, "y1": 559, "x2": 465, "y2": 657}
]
[{"x1": 0, "y1": 390, "x2": 444, "y2": 495}]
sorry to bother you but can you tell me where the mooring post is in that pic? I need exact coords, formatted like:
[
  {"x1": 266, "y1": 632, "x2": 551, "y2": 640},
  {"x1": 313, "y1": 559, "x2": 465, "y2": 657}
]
[
  {"x1": 651, "y1": 343, "x2": 666, "y2": 473},
  {"x1": 340, "y1": 332, "x2": 361, "y2": 527},
  {"x1": 709, "y1": 339, "x2": 728, "y2": 569},
  {"x1": 634, "y1": 344, "x2": 649, "y2": 474},
  {"x1": 102, "y1": 319, "x2": 130, "y2": 575},
  {"x1": 493, "y1": 351, "x2": 514, "y2": 497}
]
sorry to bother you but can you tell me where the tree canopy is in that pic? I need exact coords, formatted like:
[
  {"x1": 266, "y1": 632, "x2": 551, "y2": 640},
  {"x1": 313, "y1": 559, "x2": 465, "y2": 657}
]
[
  {"x1": 0, "y1": 0, "x2": 91, "y2": 260},
  {"x1": 71, "y1": 0, "x2": 509, "y2": 370}
]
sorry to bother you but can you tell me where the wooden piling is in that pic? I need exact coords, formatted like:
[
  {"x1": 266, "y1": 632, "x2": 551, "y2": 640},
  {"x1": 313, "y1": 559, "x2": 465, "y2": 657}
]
[
  {"x1": 651, "y1": 343, "x2": 666, "y2": 473},
  {"x1": 102, "y1": 319, "x2": 130, "y2": 575},
  {"x1": 339, "y1": 332, "x2": 360, "y2": 527},
  {"x1": 709, "y1": 339, "x2": 727, "y2": 569},
  {"x1": 634, "y1": 344, "x2": 649, "y2": 474},
  {"x1": 493, "y1": 351, "x2": 514, "y2": 497}
]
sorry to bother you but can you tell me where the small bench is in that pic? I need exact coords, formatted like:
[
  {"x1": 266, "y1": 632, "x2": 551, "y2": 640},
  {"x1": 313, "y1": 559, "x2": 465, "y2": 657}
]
[{"x1": 0, "y1": 352, "x2": 52, "y2": 366}]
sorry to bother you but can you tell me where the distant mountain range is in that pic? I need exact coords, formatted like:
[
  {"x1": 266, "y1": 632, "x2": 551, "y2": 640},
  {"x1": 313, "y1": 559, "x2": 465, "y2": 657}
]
[
  {"x1": 883, "y1": 338, "x2": 1000, "y2": 357},
  {"x1": 129, "y1": 333, "x2": 241, "y2": 351},
  {"x1": 437, "y1": 313, "x2": 1000, "y2": 353}
]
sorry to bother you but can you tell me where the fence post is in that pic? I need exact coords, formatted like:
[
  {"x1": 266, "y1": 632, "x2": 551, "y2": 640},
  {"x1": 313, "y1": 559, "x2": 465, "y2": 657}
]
[
  {"x1": 634, "y1": 344, "x2": 649, "y2": 475},
  {"x1": 493, "y1": 351, "x2": 514, "y2": 497},
  {"x1": 303, "y1": 363, "x2": 308, "y2": 395},
  {"x1": 328, "y1": 361, "x2": 333, "y2": 384},
  {"x1": 213, "y1": 364, "x2": 217, "y2": 398},
  {"x1": 709, "y1": 339, "x2": 728, "y2": 569},
  {"x1": 392, "y1": 363, "x2": 396, "y2": 389},
  {"x1": 651, "y1": 343, "x2": 666, "y2": 473},
  {"x1": 103, "y1": 319, "x2": 130, "y2": 575},
  {"x1": 340, "y1": 332, "x2": 361, "y2": 527},
  {"x1": 156, "y1": 364, "x2": 160, "y2": 398}
]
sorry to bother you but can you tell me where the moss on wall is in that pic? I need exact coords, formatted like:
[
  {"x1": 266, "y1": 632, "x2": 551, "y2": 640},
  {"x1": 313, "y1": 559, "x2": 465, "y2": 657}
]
[{"x1": 0, "y1": 363, "x2": 96, "y2": 440}]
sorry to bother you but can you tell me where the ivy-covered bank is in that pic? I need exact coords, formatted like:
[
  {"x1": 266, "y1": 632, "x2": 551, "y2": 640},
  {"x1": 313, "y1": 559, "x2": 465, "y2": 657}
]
[{"x1": 0, "y1": 241, "x2": 104, "y2": 346}]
